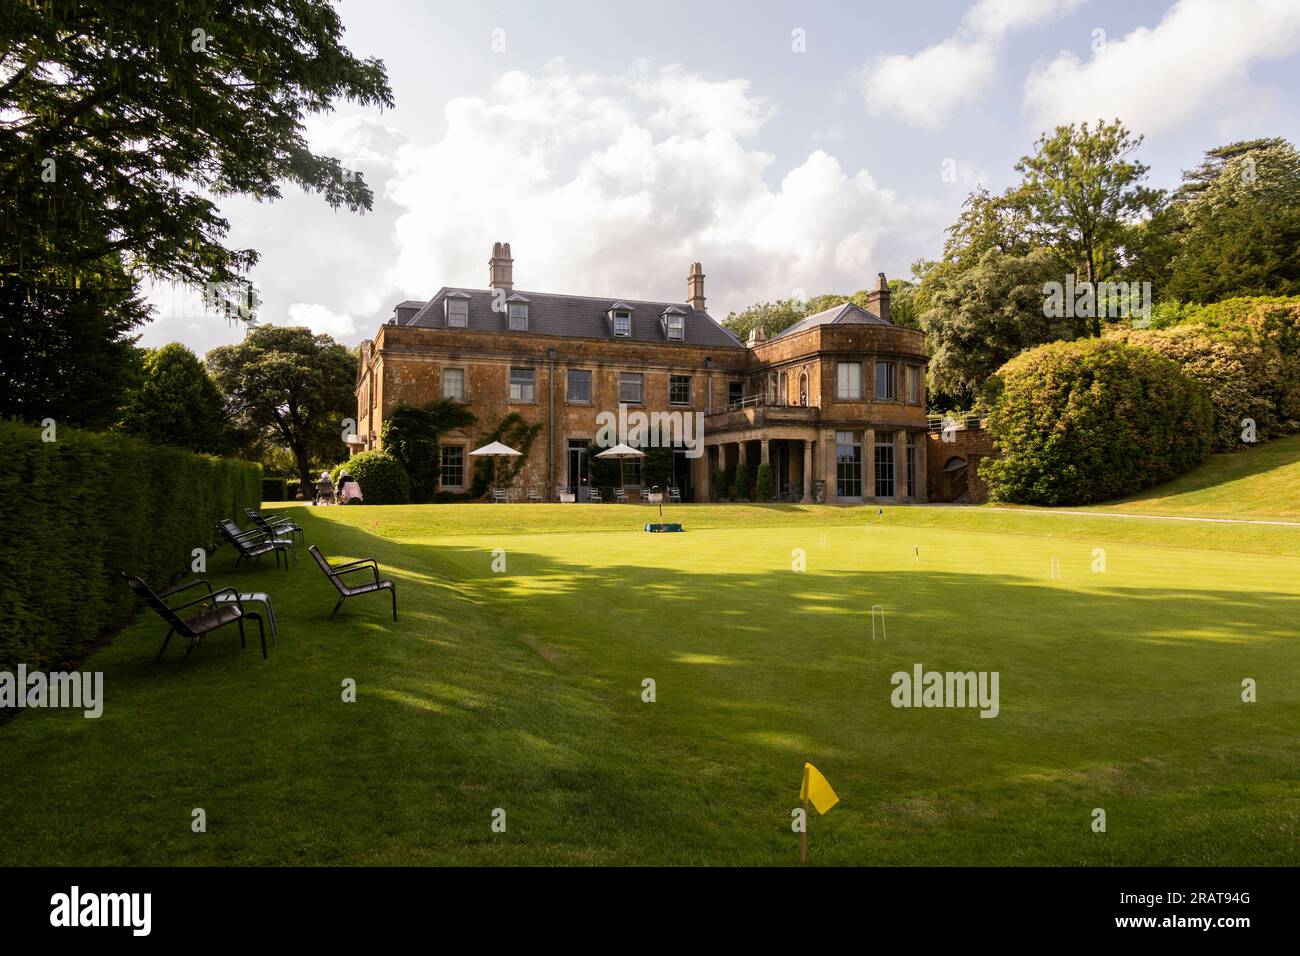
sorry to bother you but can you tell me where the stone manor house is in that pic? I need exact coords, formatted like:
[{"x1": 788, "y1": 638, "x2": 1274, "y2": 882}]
[{"x1": 354, "y1": 242, "x2": 954, "y2": 503}]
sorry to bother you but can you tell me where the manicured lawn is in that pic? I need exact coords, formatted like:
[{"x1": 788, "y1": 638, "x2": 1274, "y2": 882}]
[
  {"x1": 1023, "y1": 432, "x2": 1300, "y2": 521},
  {"x1": 2, "y1": 498, "x2": 1299, "y2": 865}
]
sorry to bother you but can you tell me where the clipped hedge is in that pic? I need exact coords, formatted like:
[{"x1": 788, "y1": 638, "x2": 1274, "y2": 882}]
[
  {"x1": 755, "y1": 462, "x2": 775, "y2": 501},
  {"x1": 0, "y1": 420, "x2": 261, "y2": 669},
  {"x1": 261, "y1": 476, "x2": 288, "y2": 501},
  {"x1": 983, "y1": 338, "x2": 1213, "y2": 506},
  {"x1": 331, "y1": 450, "x2": 410, "y2": 504}
]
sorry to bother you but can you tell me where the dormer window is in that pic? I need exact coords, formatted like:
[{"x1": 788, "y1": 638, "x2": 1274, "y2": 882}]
[
  {"x1": 445, "y1": 293, "x2": 469, "y2": 328},
  {"x1": 507, "y1": 294, "x2": 530, "y2": 332},
  {"x1": 662, "y1": 308, "x2": 685, "y2": 341},
  {"x1": 607, "y1": 302, "x2": 633, "y2": 337},
  {"x1": 509, "y1": 303, "x2": 528, "y2": 331}
]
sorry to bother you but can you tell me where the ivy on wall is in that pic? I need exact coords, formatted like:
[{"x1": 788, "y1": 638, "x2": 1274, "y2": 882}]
[{"x1": 469, "y1": 412, "x2": 543, "y2": 498}]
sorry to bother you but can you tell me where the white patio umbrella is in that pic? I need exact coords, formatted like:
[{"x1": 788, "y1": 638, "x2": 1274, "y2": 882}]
[
  {"x1": 469, "y1": 441, "x2": 522, "y2": 495},
  {"x1": 595, "y1": 443, "x2": 646, "y2": 491}
]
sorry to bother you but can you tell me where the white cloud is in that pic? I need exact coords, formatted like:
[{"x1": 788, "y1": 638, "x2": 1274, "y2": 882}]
[
  {"x1": 863, "y1": 39, "x2": 999, "y2": 130},
  {"x1": 965, "y1": 0, "x2": 1085, "y2": 37},
  {"x1": 382, "y1": 61, "x2": 937, "y2": 322},
  {"x1": 862, "y1": 0, "x2": 1085, "y2": 128},
  {"x1": 283, "y1": 303, "x2": 357, "y2": 338},
  {"x1": 139, "y1": 60, "x2": 941, "y2": 353},
  {"x1": 1024, "y1": 0, "x2": 1300, "y2": 133}
]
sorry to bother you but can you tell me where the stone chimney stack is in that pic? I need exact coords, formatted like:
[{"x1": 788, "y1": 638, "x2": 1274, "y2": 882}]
[
  {"x1": 687, "y1": 261, "x2": 706, "y2": 312},
  {"x1": 489, "y1": 241, "x2": 514, "y2": 292},
  {"x1": 866, "y1": 271, "x2": 891, "y2": 323}
]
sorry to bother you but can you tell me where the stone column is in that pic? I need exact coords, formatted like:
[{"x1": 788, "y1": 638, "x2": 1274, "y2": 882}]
[
  {"x1": 914, "y1": 432, "x2": 928, "y2": 502},
  {"x1": 760, "y1": 439, "x2": 770, "y2": 465},
  {"x1": 738, "y1": 440, "x2": 749, "y2": 467},
  {"x1": 692, "y1": 448, "x2": 709, "y2": 503},
  {"x1": 896, "y1": 430, "x2": 906, "y2": 501},
  {"x1": 864, "y1": 427, "x2": 876, "y2": 501},
  {"x1": 822, "y1": 428, "x2": 837, "y2": 500},
  {"x1": 802, "y1": 439, "x2": 813, "y2": 502}
]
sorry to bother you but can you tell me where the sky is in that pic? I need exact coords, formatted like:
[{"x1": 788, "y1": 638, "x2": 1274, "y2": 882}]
[{"x1": 140, "y1": 0, "x2": 1300, "y2": 356}]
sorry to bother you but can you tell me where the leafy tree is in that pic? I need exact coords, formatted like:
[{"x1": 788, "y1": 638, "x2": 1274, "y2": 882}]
[
  {"x1": 207, "y1": 326, "x2": 357, "y2": 491},
  {"x1": 722, "y1": 281, "x2": 920, "y2": 342},
  {"x1": 1164, "y1": 139, "x2": 1300, "y2": 302},
  {"x1": 722, "y1": 299, "x2": 807, "y2": 341},
  {"x1": 1008, "y1": 119, "x2": 1163, "y2": 335},
  {"x1": 381, "y1": 400, "x2": 477, "y2": 502},
  {"x1": 118, "y1": 343, "x2": 228, "y2": 453},
  {"x1": 1, "y1": 2, "x2": 391, "y2": 419},
  {"x1": 1, "y1": 1, "x2": 392, "y2": 295},
  {"x1": 0, "y1": 278, "x2": 146, "y2": 429},
  {"x1": 919, "y1": 247, "x2": 1072, "y2": 409}
]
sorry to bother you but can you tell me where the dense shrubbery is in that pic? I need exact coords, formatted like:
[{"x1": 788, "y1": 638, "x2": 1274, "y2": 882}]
[
  {"x1": 983, "y1": 339, "x2": 1213, "y2": 505},
  {"x1": 1108, "y1": 296, "x2": 1300, "y2": 451},
  {"x1": 261, "y1": 477, "x2": 287, "y2": 501},
  {"x1": 755, "y1": 463, "x2": 775, "y2": 501},
  {"x1": 331, "y1": 450, "x2": 410, "y2": 504},
  {"x1": 0, "y1": 421, "x2": 261, "y2": 669},
  {"x1": 733, "y1": 462, "x2": 753, "y2": 501},
  {"x1": 712, "y1": 468, "x2": 731, "y2": 502}
]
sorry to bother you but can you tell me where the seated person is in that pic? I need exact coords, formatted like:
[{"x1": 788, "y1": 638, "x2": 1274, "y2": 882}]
[
  {"x1": 338, "y1": 473, "x2": 363, "y2": 505},
  {"x1": 314, "y1": 471, "x2": 335, "y2": 505}
]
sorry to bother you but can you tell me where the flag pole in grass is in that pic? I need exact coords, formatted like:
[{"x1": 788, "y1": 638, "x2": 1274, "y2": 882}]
[{"x1": 799, "y1": 762, "x2": 839, "y2": 865}]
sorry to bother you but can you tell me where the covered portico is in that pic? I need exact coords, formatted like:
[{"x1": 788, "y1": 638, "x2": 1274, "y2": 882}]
[{"x1": 703, "y1": 404, "x2": 928, "y2": 504}]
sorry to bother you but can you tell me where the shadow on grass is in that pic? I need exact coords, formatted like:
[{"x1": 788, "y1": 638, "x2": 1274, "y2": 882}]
[{"x1": 1, "y1": 509, "x2": 1298, "y2": 865}]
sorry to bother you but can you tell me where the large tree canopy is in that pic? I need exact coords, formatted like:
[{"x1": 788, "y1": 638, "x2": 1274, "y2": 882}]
[
  {"x1": 207, "y1": 326, "x2": 357, "y2": 491},
  {"x1": 1008, "y1": 119, "x2": 1162, "y2": 335},
  {"x1": 118, "y1": 343, "x2": 229, "y2": 453},
  {"x1": 1, "y1": 1, "x2": 392, "y2": 294},
  {"x1": 1163, "y1": 138, "x2": 1300, "y2": 302},
  {"x1": 1, "y1": 2, "x2": 391, "y2": 427}
]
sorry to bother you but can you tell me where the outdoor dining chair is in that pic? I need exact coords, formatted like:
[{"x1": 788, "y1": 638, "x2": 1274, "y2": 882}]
[
  {"x1": 122, "y1": 572, "x2": 265, "y2": 662},
  {"x1": 668, "y1": 487, "x2": 682, "y2": 503},
  {"x1": 527, "y1": 487, "x2": 543, "y2": 503},
  {"x1": 217, "y1": 518, "x2": 293, "y2": 570},
  {"x1": 613, "y1": 488, "x2": 628, "y2": 503},
  {"x1": 309, "y1": 546, "x2": 397, "y2": 621},
  {"x1": 491, "y1": 488, "x2": 509, "y2": 503}
]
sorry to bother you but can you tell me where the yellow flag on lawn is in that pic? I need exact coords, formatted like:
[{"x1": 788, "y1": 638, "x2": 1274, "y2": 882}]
[{"x1": 800, "y1": 762, "x2": 839, "y2": 815}]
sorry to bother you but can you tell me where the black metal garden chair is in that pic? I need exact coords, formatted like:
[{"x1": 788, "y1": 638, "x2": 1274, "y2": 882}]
[
  {"x1": 245, "y1": 508, "x2": 306, "y2": 548},
  {"x1": 122, "y1": 573, "x2": 266, "y2": 662},
  {"x1": 309, "y1": 546, "x2": 397, "y2": 621},
  {"x1": 217, "y1": 518, "x2": 293, "y2": 570}
]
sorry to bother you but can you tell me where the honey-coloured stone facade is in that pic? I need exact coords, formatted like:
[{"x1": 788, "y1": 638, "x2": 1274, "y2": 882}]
[{"x1": 354, "y1": 249, "x2": 933, "y2": 503}]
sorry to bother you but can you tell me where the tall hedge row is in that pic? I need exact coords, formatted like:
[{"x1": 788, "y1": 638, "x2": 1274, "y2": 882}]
[
  {"x1": 983, "y1": 339, "x2": 1213, "y2": 505},
  {"x1": 0, "y1": 421, "x2": 261, "y2": 669}
]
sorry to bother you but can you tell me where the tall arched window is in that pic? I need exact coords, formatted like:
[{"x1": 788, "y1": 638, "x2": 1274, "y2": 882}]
[
  {"x1": 798, "y1": 371, "x2": 809, "y2": 406},
  {"x1": 778, "y1": 372, "x2": 788, "y2": 405}
]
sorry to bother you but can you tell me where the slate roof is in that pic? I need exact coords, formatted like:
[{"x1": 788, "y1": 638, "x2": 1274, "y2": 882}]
[
  {"x1": 399, "y1": 288, "x2": 746, "y2": 349},
  {"x1": 769, "y1": 301, "x2": 892, "y2": 341}
]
